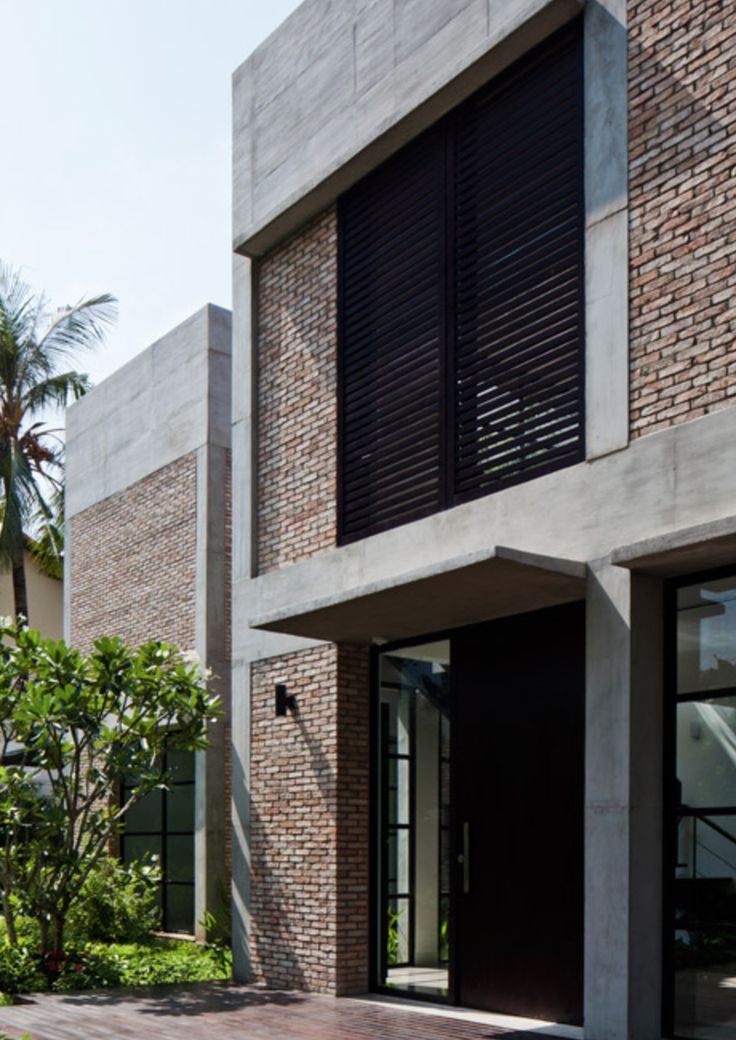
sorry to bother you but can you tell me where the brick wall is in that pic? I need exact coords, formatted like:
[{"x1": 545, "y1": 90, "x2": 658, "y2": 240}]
[
  {"x1": 629, "y1": 0, "x2": 736, "y2": 437},
  {"x1": 250, "y1": 643, "x2": 370, "y2": 994},
  {"x1": 70, "y1": 455, "x2": 197, "y2": 651},
  {"x1": 256, "y1": 208, "x2": 338, "y2": 573}
]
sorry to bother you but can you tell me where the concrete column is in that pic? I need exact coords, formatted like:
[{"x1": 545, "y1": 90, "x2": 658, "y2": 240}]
[
  {"x1": 584, "y1": 0, "x2": 629, "y2": 459},
  {"x1": 194, "y1": 442, "x2": 231, "y2": 940},
  {"x1": 194, "y1": 306, "x2": 233, "y2": 941},
  {"x1": 585, "y1": 561, "x2": 664, "y2": 1040},
  {"x1": 231, "y1": 251, "x2": 255, "y2": 980}
]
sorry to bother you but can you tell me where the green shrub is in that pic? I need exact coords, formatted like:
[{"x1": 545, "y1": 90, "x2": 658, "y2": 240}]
[
  {"x1": 51, "y1": 938, "x2": 232, "y2": 990},
  {"x1": 0, "y1": 943, "x2": 45, "y2": 995},
  {"x1": 0, "y1": 936, "x2": 231, "y2": 998},
  {"x1": 67, "y1": 856, "x2": 162, "y2": 944}
]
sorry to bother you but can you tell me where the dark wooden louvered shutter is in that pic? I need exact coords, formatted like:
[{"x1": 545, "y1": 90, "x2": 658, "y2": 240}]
[
  {"x1": 338, "y1": 126, "x2": 446, "y2": 543},
  {"x1": 452, "y1": 22, "x2": 585, "y2": 501}
]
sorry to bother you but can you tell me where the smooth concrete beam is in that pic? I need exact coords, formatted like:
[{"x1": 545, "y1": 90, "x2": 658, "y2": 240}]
[
  {"x1": 243, "y1": 405, "x2": 736, "y2": 637},
  {"x1": 612, "y1": 516, "x2": 736, "y2": 577},
  {"x1": 585, "y1": 207, "x2": 629, "y2": 459},
  {"x1": 249, "y1": 547, "x2": 586, "y2": 643},
  {"x1": 584, "y1": 0, "x2": 629, "y2": 460},
  {"x1": 233, "y1": 0, "x2": 583, "y2": 255}
]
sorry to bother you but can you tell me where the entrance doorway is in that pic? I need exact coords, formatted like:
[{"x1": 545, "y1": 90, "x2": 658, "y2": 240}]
[{"x1": 375, "y1": 601, "x2": 585, "y2": 1022}]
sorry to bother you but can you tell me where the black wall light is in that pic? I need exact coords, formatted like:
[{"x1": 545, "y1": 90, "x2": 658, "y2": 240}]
[{"x1": 275, "y1": 683, "x2": 297, "y2": 717}]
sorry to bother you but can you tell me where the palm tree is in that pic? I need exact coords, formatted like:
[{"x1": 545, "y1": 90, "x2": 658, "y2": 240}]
[{"x1": 0, "y1": 263, "x2": 117, "y2": 620}]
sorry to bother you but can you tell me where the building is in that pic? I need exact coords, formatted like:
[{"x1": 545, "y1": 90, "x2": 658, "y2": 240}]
[
  {"x1": 65, "y1": 304, "x2": 232, "y2": 938},
  {"x1": 0, "y1": 552, "x2": 62, "y2": 639},
  {"x1": 230, "y1": 1, "x2": 736, "y2": 1039}
]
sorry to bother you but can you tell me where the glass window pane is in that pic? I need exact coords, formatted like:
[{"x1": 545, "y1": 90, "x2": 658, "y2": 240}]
[
  {"x1": 165, "y1": 883, "x2": 194, "y2": 934},
  {"x1": 167, "y1": 749, "x2": 195, "y2": 783},
  {"x1": 395, "y1": 828, "x2": 410, "y2": 894},
  {"x1": 678, "y1": 698, "x2": 736, "y2": 809},
  {"x1": 678, "y1": 579, "x2": 736, "y2": 695},
  {"x1": 379, "y1": 639, "x2": 450, "y2": 998},
  {"x1": 388, "y1": 896, "x2": 410, "y2": 966},
  {"x1": 123, "y1": 834, "x2": 162, "y2": 865},
  {"x1": 124, "y1": 790, "x2": 162, "y2": 834},
  {"x1": 167, "y1": 835, "x2": 194, "y2": 883},
  {"x1": 167, "y1": 783, "x2": 194, "y2": 833},
  {"x1": 388, "y1": 759, "x2": 410, "y2": 827},
  {"x1": 674, "y1": 814, "x2": 736, "y2": 1038}
]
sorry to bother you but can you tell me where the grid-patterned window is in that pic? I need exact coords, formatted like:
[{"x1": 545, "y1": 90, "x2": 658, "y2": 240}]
[
  {"x1": 339, "y1": 19, "x2": 584, "y2": 544},
  {"x1": 121, "y1": 747, "x2": 195, "y2": 934}
]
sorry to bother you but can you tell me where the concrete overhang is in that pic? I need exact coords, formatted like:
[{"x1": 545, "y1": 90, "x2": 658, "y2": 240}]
[
  {"x1": 250, "y1": 546, "x2": 586, "y2": 644},
  {"x1": 612, "y1": 516, "x2": 736, "y2": 578},
  {"x1": 233, "y1": 0, "x2": 585, "y2": 257}
]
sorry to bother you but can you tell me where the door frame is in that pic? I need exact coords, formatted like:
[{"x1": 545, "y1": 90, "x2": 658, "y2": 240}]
[
  {"x1": 370, "y1": 624, "x2": 459, "y2": 1005},
  {"x1": 662, "y1": 562, "x2": 736, "y2": 1040},
  {"x1": 369, "y1": 604, "x2": 585, "y2": 1013}
]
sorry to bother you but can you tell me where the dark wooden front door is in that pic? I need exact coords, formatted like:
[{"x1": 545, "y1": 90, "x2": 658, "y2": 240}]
[{"x1": 453, "y1": 601, "x2": 585, "y2": 1023}]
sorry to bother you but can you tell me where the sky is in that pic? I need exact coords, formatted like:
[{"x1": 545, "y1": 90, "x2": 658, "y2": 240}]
[{"x1": 0, "y1": 0, "x2": 301, "y2": 386}]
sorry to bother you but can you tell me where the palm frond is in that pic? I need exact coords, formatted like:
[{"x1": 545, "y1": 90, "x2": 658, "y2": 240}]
[
  {"x1": 37, "y1": 294, "x2": 118, "y2": 366},
  {"x1": 23, "y1": 370, "x2": 92, "y2": 413},
  {"x1": 26, "y1": 487, "x2": 64, "y2": 580},
  {"x1": 0, "y1": 263, "x2": 41, "y2": 347},
  {"x1": 0, "y1": 263, "x2": 115, "y2": 571}
]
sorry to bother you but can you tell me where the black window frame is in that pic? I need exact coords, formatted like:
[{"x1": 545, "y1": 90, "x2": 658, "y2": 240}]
[
  {"x1": 120, "y1": 745, "x2": 196, "y2": 935},
  {"x1": 663, "y1": 564, "x2": 736, "y2": 1040}
]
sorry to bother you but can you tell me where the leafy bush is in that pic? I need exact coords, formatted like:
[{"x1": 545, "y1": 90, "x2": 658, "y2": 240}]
[
  {"x1": 96, "y1": 938, "x2": 232, "y2": 987},
  {"x1": 0, "y1": 626, "x2": 218, "y2": 956},
  {"x1": 0, "y1": 936, "x2": 231, "y2": 998},
  {"x1": 0, "y1": 943, "x2": 45, "y2": 995},
  {"x1": 67, "y1": 856, "x2": 162, "y2": 944}
]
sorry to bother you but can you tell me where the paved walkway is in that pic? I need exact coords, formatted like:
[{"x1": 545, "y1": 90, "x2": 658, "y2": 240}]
[{"x1": 0, "y1": 982, "x2": 568, "y2": 1040}]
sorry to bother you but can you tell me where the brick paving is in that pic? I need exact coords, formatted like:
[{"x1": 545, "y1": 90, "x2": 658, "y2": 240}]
[{"x1": 0, "y1": 983, "x2": 562, "y2": 1040}]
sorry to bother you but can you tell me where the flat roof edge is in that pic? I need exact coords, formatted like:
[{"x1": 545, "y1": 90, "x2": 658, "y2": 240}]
[{"x1": 234, "y1": 0, "x2": 585, "y2": 258}]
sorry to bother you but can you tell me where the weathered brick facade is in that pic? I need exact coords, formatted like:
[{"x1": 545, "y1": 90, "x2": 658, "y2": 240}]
[
  {"x1": 70, "y1": 455, "x2": 198, "y2": 651},
  {"x1": 629, "y1": 0, "x2": 736, "y2": 437},
  {"x1": 245, "y1": 0, "x2": 736, "y2": 1003},
  {"x1": 256, "y1": 208, "x2": 338, "y2": 574},
  {"x1": 250, "y1": 644, "x2": 370, "y2": 994}
]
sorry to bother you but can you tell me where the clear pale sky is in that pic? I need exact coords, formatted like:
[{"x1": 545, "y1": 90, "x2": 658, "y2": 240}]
[{"x1": 0, "y1": 0, "x2": 301, "y2": 386}]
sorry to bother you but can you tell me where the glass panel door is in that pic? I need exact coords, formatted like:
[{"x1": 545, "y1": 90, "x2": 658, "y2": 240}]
[{"x1": 377, "y1": 640, "x2": 451, "y2": 998}]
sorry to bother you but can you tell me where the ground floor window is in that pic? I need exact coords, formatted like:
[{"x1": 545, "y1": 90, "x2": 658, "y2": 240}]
[
  {"x1": 671, "y1": 573, "x2": 736, "y2": 1040},
  {"x1": 121, "y1": 748, "x2": 195, "y2": 934}
]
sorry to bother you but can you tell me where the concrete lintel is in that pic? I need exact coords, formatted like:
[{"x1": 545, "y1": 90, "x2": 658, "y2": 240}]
[
  {"x1": 233, "y1": 0, "x2": 584, "y2": 257},
  {"x1": 250, "y1": 545, "x2": 586, "y2": 644},
  {"x1": 611, "y1": 516, "x2": 736, "y2": 578}
]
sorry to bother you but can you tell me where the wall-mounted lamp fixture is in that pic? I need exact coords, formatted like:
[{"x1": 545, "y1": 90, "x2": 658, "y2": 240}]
[{"x1": 275, "y1": 683, "x2": 297, "y2": 717}]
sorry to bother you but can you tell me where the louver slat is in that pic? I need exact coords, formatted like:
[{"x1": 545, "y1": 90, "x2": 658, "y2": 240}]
[
  {"x1": 452, "y1": 23, "x2": 585, "y2": 503},
  {"x1": 338, "y1": 126, "x2": 445, "y2": 542}
]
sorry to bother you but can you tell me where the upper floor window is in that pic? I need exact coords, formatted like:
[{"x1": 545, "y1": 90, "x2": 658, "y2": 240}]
[{"x1": 338, "y1": 19, "x2": 584, "y2": 544}]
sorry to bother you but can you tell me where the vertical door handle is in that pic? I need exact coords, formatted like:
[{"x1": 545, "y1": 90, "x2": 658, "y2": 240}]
[{"x1": 458, "y1": 821, "x2": 470, "y2": 894}]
